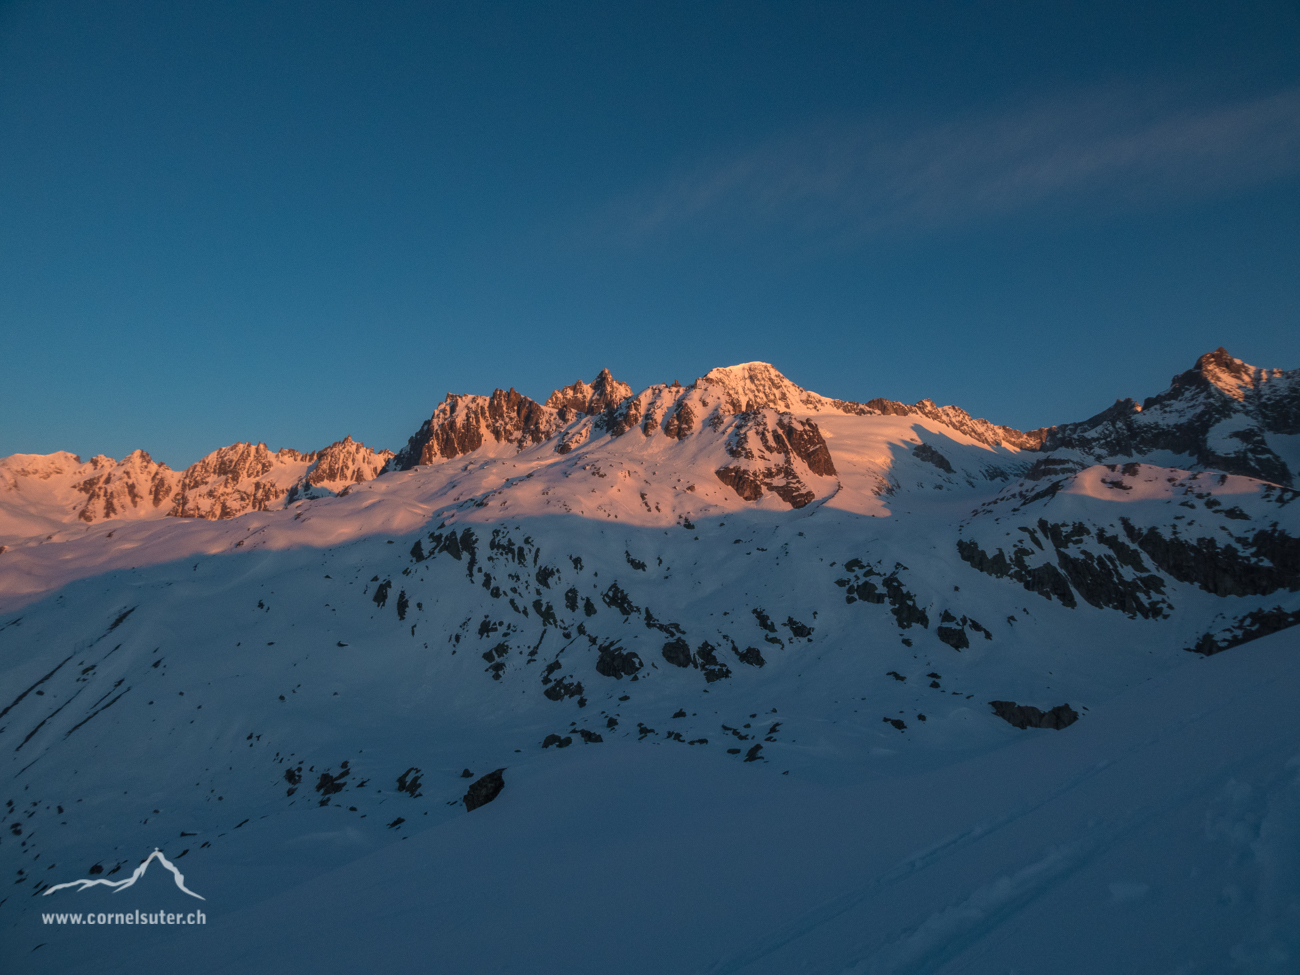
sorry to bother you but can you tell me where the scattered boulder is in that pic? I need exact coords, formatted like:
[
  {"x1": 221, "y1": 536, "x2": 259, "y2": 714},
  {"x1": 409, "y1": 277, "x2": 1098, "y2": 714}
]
[
  {"x1": 661, "y1": 637, "x2": 692, "y2": 668},
  {"x1": 464, "y1": 768, "x2": 506, "y2": 811},
  {"x1": 595, "y1": 643, "x2": 644, "y2": 679}
]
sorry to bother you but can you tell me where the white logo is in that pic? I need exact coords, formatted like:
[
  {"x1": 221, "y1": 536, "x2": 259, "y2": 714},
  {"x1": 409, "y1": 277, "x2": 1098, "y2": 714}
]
[{"x1": 44, "y1": 848, "x2": 205, "y2": 900}]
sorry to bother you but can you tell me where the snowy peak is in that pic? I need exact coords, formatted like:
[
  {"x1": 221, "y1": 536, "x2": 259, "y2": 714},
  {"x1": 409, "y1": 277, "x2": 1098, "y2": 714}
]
[
  {"x1": 0, "y1": 450, "x2": 177, "y2": 533},
  {"x1": 543, "y1": 369, "x2": 633, "y2": 417},
  {"x1": 1039, "y1": 347, "x2": 1300, "y2": 486},
  {"x1": 698, "y1": 362, "x2": 837, "y2": 415},
  {"x1": 0, "y1": 437, "x2": 392, "y2": 535},
  {"x1": 585, "y1": 368, "x2": 634, "y2": 414},
  {"x1": 391, "y1": 388, "x2": 564, "y2": 469},
  {"x1": 303, "y1": 436, "x2": 392, "y2": 488},
  {"x1": 169, "y1": 442, "x2": 306, "y2": 520},
  {"x1": 1183, "y1": 347, "x2": 1278, "y2": 402},
  {"x1": 73, "y1": 450, "x2": 177, "y2": 523}
]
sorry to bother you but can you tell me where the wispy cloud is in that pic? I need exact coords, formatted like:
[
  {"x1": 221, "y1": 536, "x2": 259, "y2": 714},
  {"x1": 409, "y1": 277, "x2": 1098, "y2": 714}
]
[{"x1": 606, "y1": 86, "x2": 1300, "y2": 244}]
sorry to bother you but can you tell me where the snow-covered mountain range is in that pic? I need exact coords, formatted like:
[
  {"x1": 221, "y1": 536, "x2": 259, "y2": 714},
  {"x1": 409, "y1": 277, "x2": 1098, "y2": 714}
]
[{"x1": 3, "y1": 347, "x2": 1299, "y2": 973}]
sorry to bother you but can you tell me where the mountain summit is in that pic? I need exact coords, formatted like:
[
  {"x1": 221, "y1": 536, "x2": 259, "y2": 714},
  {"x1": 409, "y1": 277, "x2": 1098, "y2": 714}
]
[{"x1": 1038, "y1": 347, "x2": 1300, "y2": 484}]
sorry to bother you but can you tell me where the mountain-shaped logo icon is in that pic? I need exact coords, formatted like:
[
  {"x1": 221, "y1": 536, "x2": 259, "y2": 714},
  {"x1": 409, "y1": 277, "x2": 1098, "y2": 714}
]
[{"x1": 44, "y1": 848, "x2": 205, "y2": 900}]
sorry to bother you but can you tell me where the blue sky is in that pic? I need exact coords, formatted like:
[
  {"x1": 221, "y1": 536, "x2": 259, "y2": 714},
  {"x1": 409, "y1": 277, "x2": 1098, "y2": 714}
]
[{"x1": 3, "y1": 0, "x2": 1299, "y2": 468}]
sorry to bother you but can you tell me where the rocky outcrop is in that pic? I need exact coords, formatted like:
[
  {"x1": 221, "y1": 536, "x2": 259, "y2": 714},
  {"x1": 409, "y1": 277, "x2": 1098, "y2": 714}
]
[
  {"x1": 304, "y1": 436, "x2": 392, "y2": 489},
  {"x1": 171, "y1": 437, "x2": 390, "y2": 518},
  {"x1": 662, "y1": 402, "x2": 696, "y2": 440},
  {"x1": 959, "y1": 509, "x2": 1175, "y2": 619},
  {"x1": 714, "y1": 410, "x2": 837, "y2": 508},
  {"x1": 989, "y1": 701, "x2": 1079, "y2": 730},
  {"x1": 167, "y1": 443, "x2": 305, "y2": 520},
  {"x1": 463, "y1": 768, "x2": 505, "y2": 811},
  {"x1": 544, "y1": 369, "x2": 633, "y2": 416},
  {"x1": 1120, "y1": 519, "x2": 1300, "y2": 597},
  {"x1": 855, "y1": 398, "x2": 1046, "y2": 450},
  {"x1": 71, "y1": 451, "x2": 178, "y2": 522},
  {"x1": 958, "y1": 537, "x2": 1080, "y2": 608},
  {"x1": 594, "y1": 643, "x2": 643, "y2": 679},
  {"x1": 698, "y1": 362, "x2": 841, "y2": 415},
  {"x1": 391, "y1": 388, "x2": 563, "y2": 469},
  {"x1": 1186, "y1": 606, "x2": 1300, "y2": 656},
  {"x1": 913, "y1": 443, "x2": 954, "y2": 474},
  {"x1": 1033, "y1": 349, "x2": 1300, "y2": 485},
  {"x1": 1, "y1": 437, "x2": 390, "y2": 527}
]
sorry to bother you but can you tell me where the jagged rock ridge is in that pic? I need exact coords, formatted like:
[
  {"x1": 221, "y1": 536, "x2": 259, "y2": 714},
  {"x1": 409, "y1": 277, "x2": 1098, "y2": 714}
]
[{"x1": 1033, "y1": 348, "x2": 1300, "y2": 485}]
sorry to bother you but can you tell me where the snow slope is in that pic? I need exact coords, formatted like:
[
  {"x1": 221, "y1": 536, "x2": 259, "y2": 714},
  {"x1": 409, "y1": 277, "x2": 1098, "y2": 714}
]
[
  {"x1": 14, "y1": 627, "x2": 1300, "y2": 975},
  {"x1": 1, "y1": 352, "x2": 1298, "y2": 973}
]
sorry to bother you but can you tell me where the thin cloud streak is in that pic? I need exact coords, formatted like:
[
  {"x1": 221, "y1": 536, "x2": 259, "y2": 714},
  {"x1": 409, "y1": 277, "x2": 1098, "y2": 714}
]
[{"x1": 609, "y1": 86, "x2": 1300, "y2": 244}]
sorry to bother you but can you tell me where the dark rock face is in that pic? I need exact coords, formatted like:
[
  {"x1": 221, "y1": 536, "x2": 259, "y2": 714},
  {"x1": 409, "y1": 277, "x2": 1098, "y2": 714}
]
[
  {"x1": 663, "y1": 403, "x2": 696, "y2": 440},
  {"x1": 695, "y1": 641, "x2": 732, "y2": 682},
  {"x1": 1032, "y1": 348, "x2": 1300, "y2": 486},
  {"x1": 1022, "y1": 456, "x2": 1085, "y2": 481},
  {"x1": 601, "y1": 396, "x2": 644, "y2": 438},
  {"x1": 542, "y1": 677, "x2": 583, "y2": 701},
  {"x1": 715, "y1": 467, "x2": 764, "y2": 502},
  {"x1": 601, "y1": 583, "x2": 639, "y2": 616},
  {"x1": 396, "y1": 767, "x2": 422, "y2": 797},
  {"x1": 544, "y1": 369, "x2": 632, "y2": 416},
  {"x1": 304, "y1": 435, "x2": 393, "y2": 488},
  {"x1": 392, "y1": 388, "x2": 563, "y2": 469},
  {"x1": 1121, "y1": 519, "x2": 1300, "y2": 597},
  {"x1": 784, "y1": 617, "x2": 813, "y2": 638},
  {"x1": 661, "y1": 638, "x2": 692, "y2": 668},
  {"x1": 913, "y1": 443, "x2": 955, "y2": 474},
  {"x1": 168, "y1": 442, "x2": 305, "y2": 519},
  {"x1": 958, "y1": 539, "x2": 1078, "y2": 609},
  {"x1": 735, "y1": 646, "x2": 765, "y2": 667},
  {"x1": 714, "y1": 411, "x2": 837, "y2": 508},
  {"x1": 936, "y1": 625, "x2": 969, "y2": 650},
  {"x1": 1186, "y1": 606, "x2": 1300, "y2": 655},
  {"x1": 989, "y1": 701, "x2": 1079, "y2": 730},
  {"x1": 594, "y1": 643, "x2": 643, "y2": 679},
  {"x1": 463, "y1": 768, "x2": 506, "y2": 811},
  {"x1": 836, "y1": 560, "x2": 930, "y2": 629}
]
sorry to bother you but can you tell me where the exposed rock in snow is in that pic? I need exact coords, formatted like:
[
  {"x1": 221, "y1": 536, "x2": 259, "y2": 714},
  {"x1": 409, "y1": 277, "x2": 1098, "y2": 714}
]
[
  {"x1": 989, "y1": 700, "x2": 1080, "y2": 730},
  {"x1": 169, "y1": 442, "x2": 308, "y2": 519},
  {"x1": 392, "y1": 389, "x2": 563, "y2": 468},
  {"x1": 714, "y1": 410, "x2": 837, "y2": 508},
  {"x1": 545, "y1": 368, "x2": 633, "y2": 416},
  {"x1": 4, "y1": 349, "x2": 1300, "y2": 975},
  {"x1": 854, "y1": 396, "x2": 1046, "y2": 450},
  {"x1": 303, "y1": 436, "x2": 393, "y2": 492},
  {"x1": 463, "y1": 768, "x2": 506, "y2": 811},
  {"x1": 1036, "y1": 348, "x2": 1300, "y2": 485}
]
